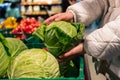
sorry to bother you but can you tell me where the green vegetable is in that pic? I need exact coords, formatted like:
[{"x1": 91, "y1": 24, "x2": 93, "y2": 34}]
[
  {"x1": 33, "y1": 21, "x2": 84, "y2": 57},
  {"x1": 0, "y1": 33, "x2": 28, "y2": 57},
  {"x1": 59, "y1": 60, "x2": 79, "y2": 77},
  {"x1": 0, "y1": 34, "x2": 10, "y2": 78},
  {"x1": 0, "y1": 42, "x2": 10, "y2": 78},
  {"x1": 0, "y1": 34, "x2": 11, "y2": 56},
  {"x1": 8, "y1": 49, "x2": 60, "y2": 79},
  {"x1": 6, "y1": 38, "x2": 28, "y2": 57},
  {"x1": 0, "y1": 33, "x2": 28, "y2": 78}
]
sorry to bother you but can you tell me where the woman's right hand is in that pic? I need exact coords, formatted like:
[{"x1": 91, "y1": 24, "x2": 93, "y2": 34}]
[{"x1": 44, "y1": 11, "x2": 74, "y2": 25}]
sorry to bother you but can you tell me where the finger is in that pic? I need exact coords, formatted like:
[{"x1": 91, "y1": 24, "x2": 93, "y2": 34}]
[
  {"x1": 44, "y1": 16, "x2": 55, "y2": 25},
  {"x1": 58, "y1": 52, "x2": 74, "y2": 61},
  {"x1": 59, "y1": 52, "x2": 72, "y2": 59},
  {"x1": 56, "y1": 58, "x2": 63, "y2": 62},
  {"x1": 44, "y1": 14, "x2": 61, "y2": 25},
  {"x1": 55, "y1": 13, "x2": 67, "y2": 21}
]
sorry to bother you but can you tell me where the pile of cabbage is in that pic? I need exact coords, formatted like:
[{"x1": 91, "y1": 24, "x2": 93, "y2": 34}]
[
  {"x1": 0, "y1": 34, "x2": 60, "y2": 79},
  {"x1": 0, "y1": 21, "x2": 84, "y2": 79}
]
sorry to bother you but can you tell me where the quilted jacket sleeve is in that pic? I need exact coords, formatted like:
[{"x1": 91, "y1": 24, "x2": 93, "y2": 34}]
[
  {"x1": 67, "y1": 0, "x2": 105, "y2": 26},
  {"x1": 84, "y1": 15, "x2": 120, "y2": 61}
]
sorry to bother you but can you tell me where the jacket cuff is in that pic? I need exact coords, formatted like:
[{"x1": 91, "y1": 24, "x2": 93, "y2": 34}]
[{"x1": 66, "y1": 10, "x2": 77, "y2": 22}]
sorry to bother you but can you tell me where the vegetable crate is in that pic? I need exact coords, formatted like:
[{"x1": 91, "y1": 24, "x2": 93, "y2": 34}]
[
  {"x1": 0, "y1": 28, "x2": 14, "y2": 37},
  {"x1": 56, "y1": 56, "x2": 85, "y2": 80},
  {"x1": 24, "y1": 36, "x2": 45, "y2": 49}
]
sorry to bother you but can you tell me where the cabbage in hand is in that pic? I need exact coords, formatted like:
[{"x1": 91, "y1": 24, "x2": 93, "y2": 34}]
[{"x1": 33, "y1": 21, "x2": 84, "y2": 57}]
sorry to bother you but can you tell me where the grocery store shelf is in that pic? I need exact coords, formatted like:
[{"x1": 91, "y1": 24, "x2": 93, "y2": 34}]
[
  {"x1": 22, "y1": 12, "x2": 47, "y2": 16},
  {"x1": 21, "y1": 2, "x2": 61, "y2": 6},
  {"x1": 21, "y1": 11, "x2": 58, "y2": 16},
  {"x1": 20, "y1": 1, "x2": 62, "y2": 18}
]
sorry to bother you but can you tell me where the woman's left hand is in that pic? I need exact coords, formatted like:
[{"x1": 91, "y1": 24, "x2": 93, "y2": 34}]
[{"x1": 57, "y1": 43, "x2": 85, "y2": 62}]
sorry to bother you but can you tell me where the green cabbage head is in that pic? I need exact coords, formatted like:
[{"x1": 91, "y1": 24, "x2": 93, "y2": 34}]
[
  {"x1": 0, "y1": 34, "x2": 28, "y2": 78},
  {"x1": 33, "y1": 21, "x2": 84, "y2": 57},
  {"x1": 8, "y1": 49, "x2": 60, "y2": 79},
  {"x1": 6, "y1": 38, "x2": 28, "y2": 57}
]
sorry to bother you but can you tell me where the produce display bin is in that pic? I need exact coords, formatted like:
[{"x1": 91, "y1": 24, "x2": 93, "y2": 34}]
[
  {"x1": 0, "y1": 28, "x2": 14, "y2": 37},
  {"x1": 24, "y1": 36, "x2": 45, "y2": 49}
]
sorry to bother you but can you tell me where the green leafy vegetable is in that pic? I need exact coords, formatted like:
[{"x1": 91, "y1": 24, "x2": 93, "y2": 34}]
[
  {"x1": 59, "y1": 60, "x2": 79, "y2": 77},
  {"x1": 0, "y1": 33, "x2": 11, "y2": 56},
  {"x1": 33, "y1": 21, "x2": 84, "y2": 57},
  {"x1": 0, "y1": 33, "x2": 28, "y2": 57},
  {"x1": 8, "y1": 49, "x2": 60, "y2": 79},
  {"x1": 0, "y1": 42, "x2": 10, "y2": 78},
  {"x1": 6, "y1": 38, "x2": 28, "y2": 57},
  {"x1": 0, "y1": 33, "x2": 28, "y2": 78}
]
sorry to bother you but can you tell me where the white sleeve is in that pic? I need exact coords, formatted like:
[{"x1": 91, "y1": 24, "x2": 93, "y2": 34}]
[
  {"x1": 67, "y1": 0, "x2": 105, "y2": 26},
  {"x1": 84, "y1": 15, "x2": 120, "y2": 61}
]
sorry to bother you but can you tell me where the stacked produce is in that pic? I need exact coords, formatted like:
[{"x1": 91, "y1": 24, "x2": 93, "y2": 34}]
[
  {"x1": 10, "y1": 17, "x2": 41, "y2": 40},
  {"x1": 0, "y1": 17, "x2": 41, "y2": 40},
  {"x1": 10, "y1": 18, "x2": 41, "y2": 34},
  {"x1": 0, "y1": 34, "x2": 60, "y2": 79},
  {"x1": 0, "y1": 21, "x2": 85, "y2": 79},
  {"x1": 0, "y1": 17, "x2": 18, "y2": 29},
  {"x1": 0, "y1": 34, "x2": 28, "y2": 78}
]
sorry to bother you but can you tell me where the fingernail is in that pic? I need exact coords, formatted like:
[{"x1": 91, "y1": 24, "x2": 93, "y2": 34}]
[
  {"x1": 59, "y1": 56, "x2": 62, "y2": 58},
  {"x1": 55, "y1": 18, "x2": 59, "y2": 21}
]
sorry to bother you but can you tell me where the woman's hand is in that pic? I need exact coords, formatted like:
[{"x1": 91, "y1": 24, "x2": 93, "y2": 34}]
[
  {"x1": 44, "y1": 11, "x2": 74, "y2": 25},
  {"x1": 57, "y1": 43, "x2": 85, "y2": 62}
]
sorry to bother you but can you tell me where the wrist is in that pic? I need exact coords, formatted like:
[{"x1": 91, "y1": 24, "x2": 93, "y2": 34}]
[
  {"x1": 70, "y1": 43, "x2": 84, "y2": 55},
  {"x1": 66, "y1": 11, "x2": 74, "y2": 22},
  {"x1": 66, "y1": 10, "x2": 76, "y2": 22}
]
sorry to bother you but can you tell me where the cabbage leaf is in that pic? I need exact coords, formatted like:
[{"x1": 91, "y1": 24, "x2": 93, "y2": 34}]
[{"x1": 6, "y1": 38, "x2": 28, "y2": 57}]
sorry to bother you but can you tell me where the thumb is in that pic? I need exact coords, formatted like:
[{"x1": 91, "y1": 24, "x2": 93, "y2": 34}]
[
  {"x1": 59, "y1": 52, "x2": 73, "y2": 60},
  {"x1": 55, "y1": 14, "x2": 66, "y2": 21},
  {"x1": 55, "y1": 12, "x2": 73, "y2": 22}
]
